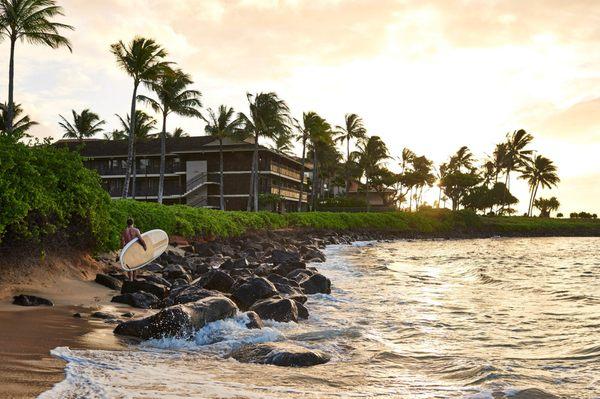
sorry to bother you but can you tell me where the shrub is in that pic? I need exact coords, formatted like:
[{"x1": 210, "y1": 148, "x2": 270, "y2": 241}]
[{"x1": 556, "y1": 213, "x2": 563, "y2": 218}]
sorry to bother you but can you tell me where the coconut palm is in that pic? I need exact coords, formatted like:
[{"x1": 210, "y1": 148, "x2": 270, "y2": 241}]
[
  {"x1": 504, "y1": 129, "x2": 533, "y2": 188},
  {"x1": 0, "y1": 0, "x2": 73, "y2": 134},
  {"x1": 238, "y1": 92, "x2": 291, "y2": 211},
  {"x1": 448, "y1": 145, "x2": 475, "y2": 172},
  {"x1": 533, "y1": 196, "x2": 560, "y2": 217},
  {"x1": 520, "y1": 155, "x2": 560, "y2": 216},
  {"x1": 117, "y1": 110, "x2": 156, "y2": 198},
  {"x1": 170, "y1": 127, "x2": 188, "y2": 138},
  {"x1": 303, "y1": 113, "x2": 333, "y2": 210},
  {"x1": 203, "y1": 105, "x2": 243, "y2": 210},
  {"x1": 103, "y1": 129, "x2": 126, "y2": 140},
  {"x1": 334, "y1": 113, "x2": 366, "y2": 193},
  {"x1": 0, "y1": 102, "x2": 36, "y2": 140},
  {"x1": 111, "y1": 37, "x2": 170, "y2": 198},
  {"x1": 59, "y1": 109, "x2": 105, "y2": 141},
  {"x1": 353, "y1": 135, "x2": 389, "y2": 211},
  {"x1": 138, "y1": 68, "x2": 201, "y2": 203}
]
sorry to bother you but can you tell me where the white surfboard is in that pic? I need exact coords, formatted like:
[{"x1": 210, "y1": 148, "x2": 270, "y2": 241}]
[{"x1": 119, "y1": 229, "x2": 169, "y2": 272}]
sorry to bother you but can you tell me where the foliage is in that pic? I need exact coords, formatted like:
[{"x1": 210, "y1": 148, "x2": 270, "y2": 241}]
[
  {"x1": 0, "y1": 138, "x2": 110, "y2": 249},
  {"x1": 258, "y1": 193, "x2": 284, "y2": 207},
  {"x1": 59, "y1": 109, "x2": 105, "y2": 140},
  {"x1": 533, "y1": 196, "x2": 560, "y2": 217},
  {"x1": 316, "y1": 196, "x2": 367, "y2": 209},
  {"x1": 0, "y1": 102, "x2": 37, "y2": 140}
]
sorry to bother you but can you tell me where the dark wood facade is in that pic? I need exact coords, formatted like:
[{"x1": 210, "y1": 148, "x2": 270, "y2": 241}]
[{"x1": 57, "y1": 137, "x2": 310, "y2": 211}]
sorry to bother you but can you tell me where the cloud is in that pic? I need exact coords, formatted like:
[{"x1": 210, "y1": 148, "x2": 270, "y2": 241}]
[{"x1": 533, "y1": 98, "x2": 600, "y2": 141}]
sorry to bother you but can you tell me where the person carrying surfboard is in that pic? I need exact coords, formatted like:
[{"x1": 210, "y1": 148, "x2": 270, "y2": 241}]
[{"x1": 121, "y1": 218, "x2": 147, "y2": 281}]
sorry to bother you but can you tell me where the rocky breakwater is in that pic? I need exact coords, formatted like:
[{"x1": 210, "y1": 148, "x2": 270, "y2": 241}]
[{"x1": 103, "y1": 230, "x2": 342, "y2": 367}]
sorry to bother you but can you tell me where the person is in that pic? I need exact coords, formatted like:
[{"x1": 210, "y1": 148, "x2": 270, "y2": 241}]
[{"x1": 121, "y1": 218, "x2": 147, "y2": 281}]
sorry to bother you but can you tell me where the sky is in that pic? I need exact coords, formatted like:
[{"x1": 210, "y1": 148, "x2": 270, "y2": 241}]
[{"x1": 0, "y1": 0, "x2": 598, "y2": 214}]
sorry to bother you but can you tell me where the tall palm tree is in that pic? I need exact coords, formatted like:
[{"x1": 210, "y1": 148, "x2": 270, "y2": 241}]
[
  {"x1": 504, "y1": 129, "x2": 533, "y2": 189},
  {"x1": 117, "y1": 110, "x2": 156, "y2": 199},
  {"x1": 353, "y1": 135, "x2": 389, "y2": 211},
  {"x1": 449, "y1": 145, "x2": 475, "y2": 172},
  {"x1": 0, "y1": 102, "x2": 36, "y2": 140},
  {"x1": 111, "y1": 37, "x2": 170, "y2": 198},
  {"x1": 138, "y1": 68, "x2": 201, "y2": 203},
  {"x1": 103, "y1": 129, "x2": 126, "y2": 140},
  {"x1": 170, "y1": 127, "x2": 188, "y2": 138},
  {"x1": 519, "y1": 155, "x2": 560, "y2": 216},
  {"x1": 304, "y1": 113, "x2": 333, "y2": 210},
  {"x1": 238, "y1": 92, "x2": 291, "y2": 211},
  {"x1": 335, "y1": 113, "x2": 366, "y2": 193},
  {"x1": 0, "y1": 0, "x2": 73, "y2": 134},
  {"x1": 203, "y1": 105, "x2": 243, "y2": 210},
  {"x1": 59, "y1": 109, "x2": 105, "y2": 141}
]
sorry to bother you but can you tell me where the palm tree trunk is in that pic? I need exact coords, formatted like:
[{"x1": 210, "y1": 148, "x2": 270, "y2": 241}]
[
  {"x1": 5, "y1": 39, "x2": 16, "y2": 134},
  {"x1": 409, "y1": 187, "x2": 413, "y2": 211},
  {"x1": 345, "y1": 137, "x2": 350, "y2": 194},
  {"x1": 219, "y1": 138, "x2": 225, "y2": 210},
  {"x1": 157, "y1": 112, "x2": 167, "y2": 204},
  {"x1": 311, "y1": 148, "x2": 318, "y2": 211},
  {"x1": 438, "y1": 186, "x2": 442, "y2": 208},
  {"x1": 131, "y1": 148, "x2": 137, "y2": 199},
  {"x1": 365, "y1": 174, "x2": 370, "y2": 212},
  {"x1": 253, "y1": 131, "x2": 260, "y2": 212},
  {"x1": 297, "y1": 135, "x2": 306, "y2": 212},
  {"x1": 529, "y1": 182, "x2": 539, "y2": 217},
  {"x1": 122, "y1": 82, "x2": 138, "y2": 198}
]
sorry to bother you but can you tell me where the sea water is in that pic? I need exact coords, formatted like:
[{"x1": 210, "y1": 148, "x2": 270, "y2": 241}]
[{"x1": 40, "y1": 237, "x2": 600, "y2": 398}]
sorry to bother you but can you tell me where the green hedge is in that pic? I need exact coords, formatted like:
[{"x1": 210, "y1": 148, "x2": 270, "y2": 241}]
[{"x1": 0, "y1": 138, "x2": 111, "y2": 249}]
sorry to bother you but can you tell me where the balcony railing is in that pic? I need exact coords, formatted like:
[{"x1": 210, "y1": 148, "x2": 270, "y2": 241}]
[
  {"x1": 271, "y1": 185, "x2": 302, "y2": 200},
  {"x1": 270, "y1": 162, "x2": 301, "y2": 181},
  {"x1": 95, "y1": 164, "x2": 183, "y2": 176}
]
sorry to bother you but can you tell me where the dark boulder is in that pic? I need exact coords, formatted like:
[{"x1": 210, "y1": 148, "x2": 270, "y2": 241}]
[
  {"x1": 114, "y1": 296, "x2": 238, "y2": 340},
  {"x1": 171, "y1": 278, "x2": 189, "y2": 289},
  {"x1": 294, "y1": 301, "x2": 309, "y2": 320},
  {"x1": 158, "y1": 250, "x2": 186, "y2": 265},
  {"x1": 12, "y1": 294, "x2": 53, "y2": 306},
  {"x1": 244, "y1": 311, "x2": 264, "y2": 329},
  {"x1": 300, "y1": 247, "x2": 326, "y2": 262},
  {"x1": 94, "y1": 273, "x2": 122, "y2": 290},
  {"x1": 220, "y1": 257, "x2": 249, "y2": 270},
  {"x1": 267, "y1": 274, "x2": 300, "y2": 287},
  {"x1": 194, "y1": 269, "x2": 234, "y2": 293},
  {"x1": 144, "y1": 263, "x2": 163, "y2": 273},
  {"x1": 250, "y1": 297, "x2": 298, "y2": 323},
  {"x1": 142, "y1": 274, "x2": 171, "y2": 287},
  {"x1": 270, "y1": 249, "x2": 300, "y2": 264},
  {"x1": 162, "y1": 264, "x2": 191, "y2": 282},
  {"x1": 286, "y1": 268, "x2": 314, "y2": 282},
  {"x1": 163, "y1": 286, "x2": 222, "y2": 306},
  {"x1": 231, "y1": 342, "x2": 330, "y2": 367},
  {"x1": 300, "y1": 273, "x2": 331, "y2": 295},
  {"x1": 274, "y1": 282, "x2": 304, "y2": 297},
  {"x1": 91, "y1": 311, "x2": 115, "y2": 319},
  {"x1": 111, "y1": 291, "x2": 159, "y2": 309},
  {"x1": 193, "y1": 242, "x2": 215, "y2": 257},
  {"x1": 121, "y1": 280, "x2": 168, "y2": 299},
  {"x1": 272, "y1": 261, "x2": 306, "y2": 277},
  {"x1": 231, "y1": 277, "x2": 278, "y2": 310}
]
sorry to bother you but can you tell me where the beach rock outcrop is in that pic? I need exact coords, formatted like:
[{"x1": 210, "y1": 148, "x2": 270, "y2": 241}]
[
  {"x1": 114, "y1": 296, "x2": 237, "y2": 340},
  {"x1": 244, "y1": 311, "x2": 264, "y2": 329},
  {"x1": 270, "y1": 249, "x2": 300, "y2": 264},
  {"x1": 95, "y1": 273, "x2": 123, "y2": 290},
  {"x1": 162, "y1": 286, "x2": 222, "y2": 307},
  {"x1": 194, "y1": 269, "x2": 234, "y2": 293},
  {"x1": 231, "y1": 342, "x2": 330, "y2": 367},
  {"x1": 12, "y1": 294, "x2": 53, "y2": 306},
  {"x1": 121, "y1": 280, "x2": 168, "y2": 299},
  {"x1": 112, "y1": 291, "x2": 159, "y2": 309},
  {"x1": 300, "y1": 273, "x2": 331, "y2": 295},
  {"x1": 231, "y1": 277, "x2": 278, "y2": 310},
  {"x1": 250, "y1": 297, "x2": 298, "y2": 323}
]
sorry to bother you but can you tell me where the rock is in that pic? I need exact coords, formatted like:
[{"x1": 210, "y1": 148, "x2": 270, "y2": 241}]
[
  {"x1": 121, "y1": 312, "x2": 135, "y2": 318},
  {"x1": 12, "y1": 294, "x2": 53, "y2": 307},
  {"x1": 231, "y1": 342, "x2": 330, "y2": 367},
  {"x1": 143, "y1": 274, "x2": 172, "y2": 287},
  {"x1": 244, "y1": 311, "x2": 264, "y2": 329},
  {"x1": 164, "y1": 286, "x2": 222, "y2": 306},
  {"x1": 295, "y1": 301, "x2": 309, "y2": 320},
  {"x1": 274, "y1": 282, "x2": 304, "y2": 297},
  {"x1": 91, "y1": 311, "x2": 115, "y2": 319},
  {"x1": 111, "y1": 291, "x2": 159, "y2": 309},
  {"x1": 114, "y1": 296, "x2": 238, "y2": 340},
  {"x1": 300, "y1": 247, "x2": 326, "y2": 262},
  {"x1": 158, "y1": 250, "x2": 186, "y2": 265},
  {"x1": 289, "y1": 294, "x2": 308, "y2": 304},
  {"x1": 231, "y1": 277, "x2": 278, "y2": 310},
  {"x1": 267, "y1": 274, "x2": 300, "y2": 287},
  {"x1": 272, "y1": 261, "x2": 306, "y2": 276},
  {"x1": 254, "y1": 263, "x2": 273, "y2": 276},
  {"x1": 171, "y1": 278, "x2": 189, "y2": 289},
  {"x1": 192, "y1": 242, "x2": 215, "y2": 257},
  {"x1": 163, "y1": 264, "x2": 191, "y2": 282},
  {"x1": 121, "y1": 280, "x2": 168, "y2": 299},
  {"x1": 286, "y1": 268, "x2": 314, "y2": 282},
  {"x1": 300, "y1": 273, "x2": 331, "y2": 295},
  {"x1": 220, "y1": 257, "x2": 249, "y2": 270},
  {"x1": 73, "y1": 312, "x2": 82, "y2": 318},
  {"x1": 94, "y1": 273, "x2": 123, "y2": 290},
  {"x1": 194, "y1": 269, "x2": 234, "y2": 293},
  {"x1": 144, "y1": 263, "x2": 163, "y2": 272},
  {"x1": 270, "y1": 249, "x2": 300, "y2": 264},
  {"x1": 250, "y1": 297, "x2": 298, "y2": 323}
]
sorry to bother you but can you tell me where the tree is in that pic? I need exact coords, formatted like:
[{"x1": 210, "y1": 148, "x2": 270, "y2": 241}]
[
  {"x1": 0, "y1": 0, "x2": 73, "y2": 134},
  {"x1": 533, "y1": 196, "x2": 560, "y2": 217},
  {"x1": 169, "y1": 127, "x2": 188, "y2": 138},
  {"x1": 203, "y1": 105, "x2": 243, "y2": 210},
  {"x1": 440, "y1": 146, "x2": 480, "y2": 210},
  {"x1": 334, "y1": 113, "x2": 366, "y2": 193},
  {"x1": 0, "y1": 102, "x2": 37, "y2": 140},
  {"x1": 103, "y1": 129, "x2": 126, "y2": 140},
  {"x1": 353, "y1": 136, "x2": 389, "y2": 211},
  {"x1": 111, "y1": 37, "x2": 170, "y2": 198},
  {"x1": 238, "y1": 92, "x2": 291, "y2": 211},
  {"x1": 59, "y1": 109, "x2": 105, "y2": 141},
  {"x1": 117, "y1": 110, "x2": 156, "y2": 199},
  {"x1": 520, "y1": 155, "x2": 560, "y2": 216},
  {"x1": 502, "y1": 129, "x2": 533, "y2": 209},
  {"x1": 138, "y1": 68, "x2": 201, "y2": 203}
]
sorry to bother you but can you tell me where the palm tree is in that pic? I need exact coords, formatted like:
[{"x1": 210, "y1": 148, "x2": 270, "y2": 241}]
[
  {"x1": 304, "y1": 113, "x2": 333, "y2": 210},
  {"x1": 138, "y1": 68, "x2": 201, "y2": 203},
  {"x1": 504, "y1": 129, "x2": 533, "y2": 189},
  {"x1": 117, "y1": 110, "x2": 156, "y2": 199},
  {"x1": 238, "y1": 92, "x2": 291, "y2": 211},
  {"x1": 0, "y1": 102, "x2": 36, "y2": 140},
  {"x1": 170, "y1": 127, "x2": 188, "y2": 138},
  {"x1": 520, "y1": 155, "x2": 560, "y2": 216},
  {"x1": 103, "y1": 129, "x2": 126, "y2": 140},
  {"x1": 0, "y1": 0, "x2": 73, "y2": 134},
  {"x1": 533, "y1": 196, "x2": 560, "y2": 217},
  {"x1": 203, "y1": 105, "x2": 243, "y2": 210},
  {"x1": 449, "y1": 145, "x2": 475, "y2": 172},
  {"x1": 59, "y1": 109, "x2": 105, "y2": 141},
  {"x1": 353, "y1": 135, "x2": 389, "y2": 211},
  {"x1": 335, "y1": 113, "x2": 366, "y2": 193},
  {"x1": 111, "y1": 37, "x2": 170, "y2": 198}
]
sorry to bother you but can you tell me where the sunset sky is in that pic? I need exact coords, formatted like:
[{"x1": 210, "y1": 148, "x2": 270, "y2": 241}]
[{"x1": 1, "y1": 0, "x2": 598, "y2": 213}]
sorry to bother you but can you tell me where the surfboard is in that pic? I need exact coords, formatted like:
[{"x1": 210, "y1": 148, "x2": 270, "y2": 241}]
[{"x1": 119, "y1": 229, "x2": 169, "y2": 272}]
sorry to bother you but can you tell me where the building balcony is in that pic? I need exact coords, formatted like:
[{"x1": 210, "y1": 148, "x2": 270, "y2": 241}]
[
  {"x1": 270, "y1": 162, "x2": 302, "y2": 182},
  {"x1": 271, "y1": 185, "x2": 308, "y2": 202}
]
